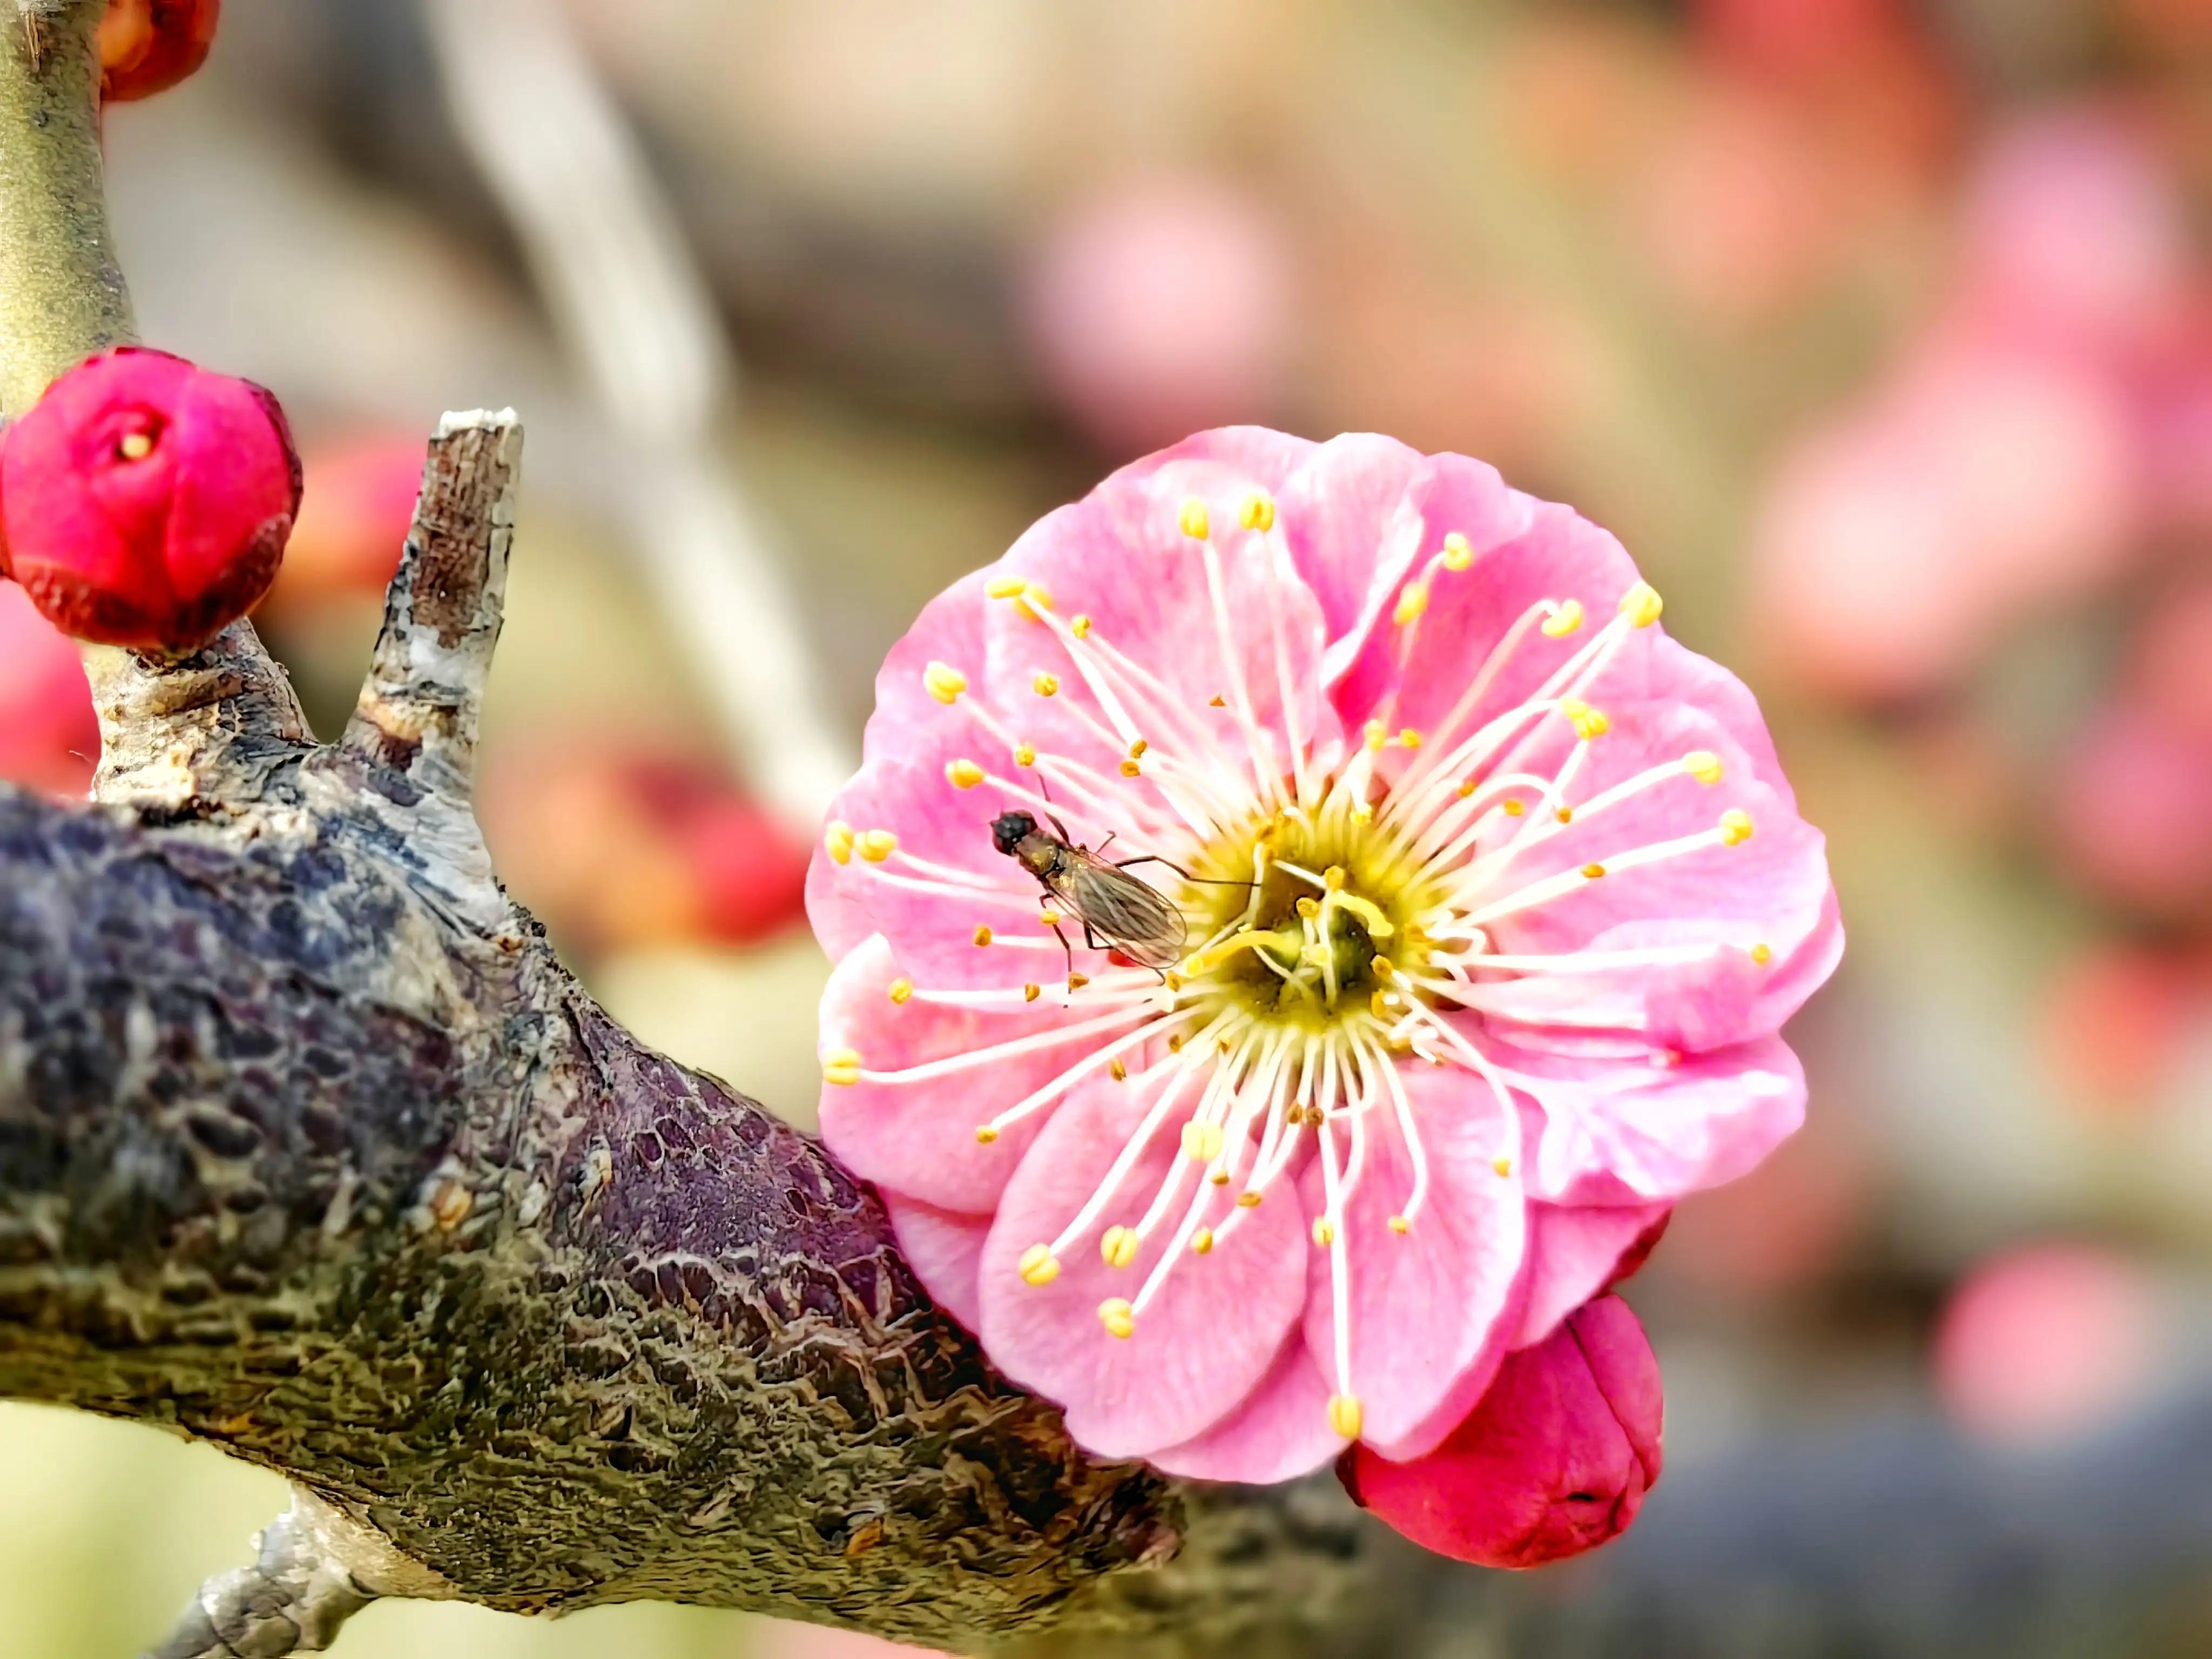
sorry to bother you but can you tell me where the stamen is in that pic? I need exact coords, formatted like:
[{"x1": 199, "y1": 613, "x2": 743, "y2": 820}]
[
  {"x1": 1099, "y1": 1297, "x2": 1136, "y2": 1338},
  {"x1": 925, "y1": 661, "x2": 967, "y2": 704},
  {"x1": 1684, "y1": 750, "x2": 1723, "y2": 785},
  {"x1": 1101, "y1": 1225, "x2": 1139, "y2": 1268},
  {"x1": 1619, "y1": 581, "x2": 1663, "y2": 626},
  {"x1": 825, "y1": 821, "x2": 855, "y2": 864},
  {"x1": 946, "y1": 758, "x2": 986, "y2": 788},
  {"x1": 1541, "y1": 599, "x2": 1584, "y2": 638},
  {"x1": 1033, "y1": 672, "x2": 1060, "y2": 697},
  {"x1": 1019, "y1": 1244, "x2": 1060, "y2": 1285},
  {"x1": 888, "y1": 977, "x2": 913, "y2": 1004},
  {"x1": 1440, "y1": 531, "x2": 1473, "y2": 571},
  {"x1": 1179, "y1": 498, "x2": 1211, "y2": 540},
  {"x1": 859, "y1": 829, "x2": 898, "y2": 862},
  {"x1": 822, "y1": 1049, "x2": 863, "y2": 1086},
  {"x1": 1394, "y1": 583, "x2": 1429, "y2": 625},
  {"x1": 1240, "y1": 492, "x2": 1276, "y2": 531}
]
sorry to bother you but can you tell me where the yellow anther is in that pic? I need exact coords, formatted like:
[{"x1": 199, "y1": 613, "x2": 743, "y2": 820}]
[
  {"x1": 1033, "y1": 672, "x2": 1060, "y2": 697},
  {"x1": 822, "y1": 1049, "x2": 863, "y2": 1087},
  {"x1": 1619, "y1": 581, "x2": 1664, "y2": 628},
  {"x1": 1327, "y1": 1394, "x2": 1364, "y2": 1439},
  {"x1": 1239, "y1": 492, "x2": 1276, "y2": 531},
  {"x1": 1128, "y1": 738, "x2": 1149, "y2": 759},
  {"x1": 1209, "y1": 693, "x2": 1226, "y2": 707},
  {"x1": 859, "y1": 829, "x2": 898, "y2": 862},
  {"x1": 1387, "y1": 1214, "x2": 1411, "y2": 1235},
  {"x1": 1098, "y1": 1297, "x2": 1136, "y2": 1338},
  {"x1": 1296, "y1": 896, "x2": 1321, "y2": 920},
  {"x1": 1457, "y1": 779, "x2": 1477, "y2": 799},
  {"x1": 118, "y1": 430, "x2": 154, "y2": 461},
  {"x1": 924, "y1": 661, "x2": 967, "y2": 704},
  {"x1": 975, "y1": 1125, "x2": 999, "y2": 1144},
  {"x1": 1501, "y1": 799, "x2": 1525, "y2": 817},
  {"x1": 1493, "y1": 1156, "x2": 1513, "y2": 1177},
  {"x1": 1312, "y1": 1217, "x2": 1336, "y2": 1247},
  {"x1": 987, "y1": 575, "x2": 1027, "y2": 599},
  {"x1": 1751, "y1": 941, "x2": 1773, "y2": 966},
  {"x1": 1555, "y1": 806, "x2": 1573, "y2": 824},
  {"x1": 1181, "y1": 1121, "x2": 1225, "y2": 1163},
  {"x1": 1164, "y1": 970, "x2": 1186, "y2": 990},
  {"x1": 1191, "y1": 1227, "x2": 1215, "y2": 1256},
  {"x1": 825, "y1": 820, "x2": 855, "y2": 865},
  {"x1": 1019, "y1": 1244, "x2": 1060, "y2": 1286},
  {"x1": 1541, "y1": 599, "x2": 1585, "y2": 638},
  {"x1": 1334, "y1": 892, "x2": 1396, "y2": 939},
  {"x1": 1013, "y1": 743, "x2": 1037, "y2": 768},
  {"x1": 1560, "y1": 697, "x2": 1609, "y2": 740},
  {"x1": 1719, "y1": 807, "x2": 1755, "y2": 845},
  {"x1": 1398, "y1": 727, "x2": 1422, "y2": 750},
  {"x1": 1684, "y1": 750, "x2": 1723, "y2": 786},
  {"x1": 1179, "y1": 498, "x2": 1211, "y2": 540},
  {"x1": 973, "y1": 925, "x2": 994, "y2": 947},
  {"x1": 1582, "y1": 862, "x2": 1607, "y2": 880},
  {"x1": 1364, "y1": 719, "x2": 1388, "y2": 752},
  {"x1": 1394, "y1": 583, "x2": 1429, "y2": 626},
  {"x1": 1370, "y1": 954, "x2": 1394, "y2": 977},
  {"x1": 1068, "y1": 970, "x2": 1090, "y2": 990},
  {"x1": 1236, "y1": 1190, "x2": 1264, "y2": 1209},
  {"x1": 887, "y1": 977, "x2": 913, "y2": 1005},
  {"x1": 946, "y1": 758, "x2": 986, "y2": 789},
  {"x1": 1370, "y1": 988, "x2": 1391, "y2": 1017},
  {"x1": 1210, "y1": 1170, "x2": 1230, "y2": 1186},
  {"x1": 1109, "y1": 1057, "x2": 1127, "y2": 1082},
  {"x1": 1071, "y1": 614, "x2": 1093, "y2": 639},
  {"x1": 1038, "y1": 908, "x2": 1061, "y2": 928},
  {"x1": 1120, "y1": 759, "x2": 1142, "y2": 777},
  {"x1": 1023, "y1": 983, "x2": 1041, "y2": 1003},
  {"x1": 1351, "y1": 801, "x2": 1374, "y2": 824},
  {"x1": 1441, "y1": 531, "x2": 1473, "y2": 571},
  {"x1": 1016, "y1": 581, "x2": 1053, "y2": 619},
  {"x1": 1101, "y1": 1225, "x2": 1140, "y2": 1269},
  {"x1": 1324, "y1": 865, "x2": 1347, "y2": 890}
]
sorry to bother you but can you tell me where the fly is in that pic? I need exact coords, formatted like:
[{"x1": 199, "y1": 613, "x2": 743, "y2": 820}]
[{"x1": 990, "y1": 807, "x2": 1241, "y2": 976}]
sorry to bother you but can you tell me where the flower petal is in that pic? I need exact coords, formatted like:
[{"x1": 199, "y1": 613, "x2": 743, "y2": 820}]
[
  {"x1": 1145, "y1": 1330, "x2": 1344, "y2": 1483},
  {"x1": 817, "y1": 934, "x2": 1127, "y2": 1212},
  {"x1": 1481, "y1": 1030, "x2": 1809, "y2": 1203},
  {"x1": 1515, "y1": 1201, "x2": 1671, "y2": 1349},
  {"x1": 976, "y1": 1076, "x2": 1308, "y2": 1459},
  {"x1": 1300, "y1": 1063, "x2": 1530, "y2": 1461},
  {"x1": 881, "y1": 1192, "x2": 992, "y2": 1334}
]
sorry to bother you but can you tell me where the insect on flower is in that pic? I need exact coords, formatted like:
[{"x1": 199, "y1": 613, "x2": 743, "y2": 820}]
[{"x1": 990, "y1": 804, "x2": 1248, "y2": 974}]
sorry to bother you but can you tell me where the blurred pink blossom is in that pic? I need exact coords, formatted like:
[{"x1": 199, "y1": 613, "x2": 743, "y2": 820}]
[
  {"x1": 0, "y1": 581, "x2": 98, "y2": 799},
  {"x1": 1935, "y1": 1244, "x2": 2159, "y2": 1445},
  {"x1": 750, "y1": 1622, "x2": 948, "y2": 1659},
  {"x1": 2053, "y1": 698, "x2": 2212, "y2": 919},
  {"x1": 1959, "y1": 110, "x2": 2190, "y2": 362},
  {"x1": 1018, "y1": 176, "x2": 1295, "y2": 454},
  {"x1": 2040, "y1": 942, "x2": 2201, "y2": 1111}
]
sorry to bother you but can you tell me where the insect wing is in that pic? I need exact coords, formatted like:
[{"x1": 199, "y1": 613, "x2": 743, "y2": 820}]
[{"x1": 1053, "y1": 851, "x2": 1187, "y2": 968}]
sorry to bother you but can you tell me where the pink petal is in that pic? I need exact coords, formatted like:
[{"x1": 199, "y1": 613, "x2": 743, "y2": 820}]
[
  {"x1": 817, "y1": 934, "x2": 1106, "y2": 1213},
  {"x1": 1146, "y1": 1331, "x2": 1344, "y2": 1484},
  {"x1": 1515, "y1": 1202, "x2": 1672, "y2": 1349},
  {"x1": 976, "y1": 1078, "x2": 1308, "y2": 1459},
  {"x1": 1483, "y1": 1031, "x2": 1809, "y2": 1203},
  {"x1": 1299, "y1": 1063, "x2": 1530, "y2": 1461},
  {"x1": 881, "y1": 1192, "x2": 992, "y2": 1334},
  {"x1": 1339, "y1": 479, "x2": 1634, "y2": 740}
]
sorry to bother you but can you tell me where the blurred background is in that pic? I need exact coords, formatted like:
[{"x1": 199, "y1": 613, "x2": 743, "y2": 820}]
[{"x1": 12, "y1": 0, "x2": 2212, "y2": 1652}]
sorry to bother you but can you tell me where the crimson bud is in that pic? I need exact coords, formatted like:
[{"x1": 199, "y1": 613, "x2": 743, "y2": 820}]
[
  {"x1": 97, "y1": 0, "x2": 220, "y2": 104},
  {"x1": 1341, "y1": 1295, "x2": 1663, "y2": 1569},
  {"x1": 0, "y1": 347, "x2": 300, "y2": 656}
]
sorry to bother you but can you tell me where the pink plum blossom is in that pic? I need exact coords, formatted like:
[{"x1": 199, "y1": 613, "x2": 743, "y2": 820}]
[
  {"x1": 1342, "y1": 1293, "x2": 1663, "y2": 1568},
  {"x1": 808, "y1": 428, "x2": 1840, "y2": 1489}
]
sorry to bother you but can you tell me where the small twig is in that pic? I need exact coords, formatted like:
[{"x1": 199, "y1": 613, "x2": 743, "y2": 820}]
[
  {"x1": 342, "y1": 409, "x2": 522, "y2": 804},
  {"x1": 147, "y1": 1488, "x2": 453, "y2": 1659}
]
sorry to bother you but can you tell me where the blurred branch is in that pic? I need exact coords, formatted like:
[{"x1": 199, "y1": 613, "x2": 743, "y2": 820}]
[{"x1": 420, "y1": 0, "x2": 853, "y2": 830}]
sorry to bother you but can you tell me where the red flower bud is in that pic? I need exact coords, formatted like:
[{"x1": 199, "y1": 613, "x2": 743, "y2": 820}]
[
  {"x1": 0, "y1": 347, "x2": 299, "y2": 656},
  {"x1": 1341, "y1": 1295, "x2": 1663, "y2": 1569},
  {"x1": 97, "y1": 0, "x2": 220, "y2": 104}
]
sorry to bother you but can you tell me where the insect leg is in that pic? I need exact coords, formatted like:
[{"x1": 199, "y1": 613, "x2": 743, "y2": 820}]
[
  {"x1": 1052, "y1": 920, "x2": 1076, "y2": 979},
  {"x1": 1112, "y1": 854, "x2": 1254, "y2": 889}
]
